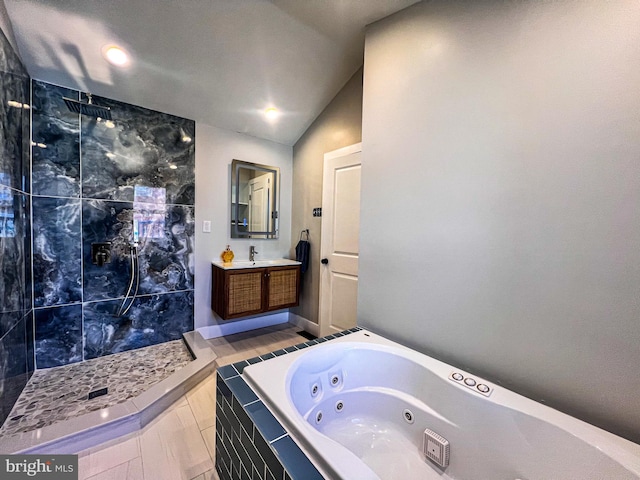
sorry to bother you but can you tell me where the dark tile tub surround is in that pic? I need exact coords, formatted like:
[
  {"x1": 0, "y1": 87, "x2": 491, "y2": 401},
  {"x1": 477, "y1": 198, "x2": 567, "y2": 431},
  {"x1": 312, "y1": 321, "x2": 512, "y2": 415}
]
[
  {"x1": 30, "y1": 79, "x2": 196, "y2": 368},
  {"x1": 215, "y1": 328, "x2": 362, "y2": 480},
  {"x1": 0, "y1": 24, "x2": 32, "y2": 427}
]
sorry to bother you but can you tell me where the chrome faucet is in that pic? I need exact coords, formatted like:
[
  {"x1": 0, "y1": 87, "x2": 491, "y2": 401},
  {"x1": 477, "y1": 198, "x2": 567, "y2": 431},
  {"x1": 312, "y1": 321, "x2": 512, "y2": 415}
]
[{"x1": 249, "y1": 245, "x2": 258, "y2": 262}]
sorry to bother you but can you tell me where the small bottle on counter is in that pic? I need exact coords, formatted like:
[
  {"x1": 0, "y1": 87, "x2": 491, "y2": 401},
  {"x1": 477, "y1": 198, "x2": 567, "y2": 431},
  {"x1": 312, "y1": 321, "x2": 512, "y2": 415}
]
[{"x1": 221, "y1": 245, "x2": 234, "y2": 263}]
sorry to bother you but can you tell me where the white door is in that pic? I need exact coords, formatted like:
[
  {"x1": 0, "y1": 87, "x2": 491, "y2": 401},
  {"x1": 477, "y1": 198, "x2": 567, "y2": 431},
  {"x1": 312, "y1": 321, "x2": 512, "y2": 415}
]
[
  {"x1": 319, "y1": 143, "x2": 362, "y2": 336},
  {"x1": 249, "y1": 173, "x2": 270, "y2": 232}
]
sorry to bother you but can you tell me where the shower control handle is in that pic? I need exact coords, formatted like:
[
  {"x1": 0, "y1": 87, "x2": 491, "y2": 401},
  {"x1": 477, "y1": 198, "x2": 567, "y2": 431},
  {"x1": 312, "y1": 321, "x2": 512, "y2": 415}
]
[{"x1": 91, "y1": 242, "x2": 112, "y2": 267}]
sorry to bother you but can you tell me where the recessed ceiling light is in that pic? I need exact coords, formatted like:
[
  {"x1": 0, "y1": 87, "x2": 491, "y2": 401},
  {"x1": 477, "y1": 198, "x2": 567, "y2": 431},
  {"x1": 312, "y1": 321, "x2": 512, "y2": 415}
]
[
  {"x1": 264, "y1": 107, "x2": 279, "y2": 120},
  {"x1": 103, "y1": 45, "x2": 130, "y2": 67}
]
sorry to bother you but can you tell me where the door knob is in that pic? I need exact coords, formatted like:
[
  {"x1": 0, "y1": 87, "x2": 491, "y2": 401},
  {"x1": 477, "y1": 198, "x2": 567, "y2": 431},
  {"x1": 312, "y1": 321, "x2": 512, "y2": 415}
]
[{"x1": 321, "y1": 258, "x2": 329, "y2": 265}]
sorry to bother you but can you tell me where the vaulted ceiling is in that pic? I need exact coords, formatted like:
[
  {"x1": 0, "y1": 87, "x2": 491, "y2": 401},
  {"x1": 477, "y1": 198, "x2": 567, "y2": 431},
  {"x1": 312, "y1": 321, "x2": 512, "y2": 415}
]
[{"x1": 4, "y1": 0, "x2": 419, "y2": 145}]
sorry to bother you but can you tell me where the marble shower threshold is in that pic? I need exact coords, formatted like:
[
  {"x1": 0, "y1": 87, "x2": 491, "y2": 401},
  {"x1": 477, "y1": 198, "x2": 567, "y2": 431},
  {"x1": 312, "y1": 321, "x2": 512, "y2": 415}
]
[{"x1": 0, "y1": 331, "x2": 216, "y2": 454}]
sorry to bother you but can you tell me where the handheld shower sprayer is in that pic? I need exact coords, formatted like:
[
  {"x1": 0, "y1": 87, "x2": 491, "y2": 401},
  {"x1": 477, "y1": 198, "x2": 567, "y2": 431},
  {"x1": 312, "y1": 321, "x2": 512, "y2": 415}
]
[{"x1": 117, "y1": 220, "x2": 141, "y2": 317}]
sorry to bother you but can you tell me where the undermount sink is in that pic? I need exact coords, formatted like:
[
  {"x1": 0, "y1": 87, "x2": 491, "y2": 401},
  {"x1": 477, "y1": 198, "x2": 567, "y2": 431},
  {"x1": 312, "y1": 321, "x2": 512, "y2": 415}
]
[{"x1": 211, "y1": 259, "x2": 301, "y2": 270}]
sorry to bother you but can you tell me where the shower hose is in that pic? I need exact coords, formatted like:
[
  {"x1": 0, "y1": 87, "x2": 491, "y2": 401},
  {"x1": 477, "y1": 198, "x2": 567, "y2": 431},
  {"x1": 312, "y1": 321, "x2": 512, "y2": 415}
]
[{"x1": 117, "y1": 242, "x2": 140, "y2": 317}]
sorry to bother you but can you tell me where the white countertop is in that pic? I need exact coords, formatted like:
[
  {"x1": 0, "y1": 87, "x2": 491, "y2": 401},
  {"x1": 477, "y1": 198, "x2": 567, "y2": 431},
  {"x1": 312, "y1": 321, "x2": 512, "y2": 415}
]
[{"x1": 211, "y1": 259, "x2": 301, "y2": 270}]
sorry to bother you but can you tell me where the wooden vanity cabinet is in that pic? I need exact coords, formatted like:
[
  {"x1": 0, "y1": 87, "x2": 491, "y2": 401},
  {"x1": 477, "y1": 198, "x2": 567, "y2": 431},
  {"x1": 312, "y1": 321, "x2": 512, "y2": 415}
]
[{"x1": 211, "y1": 264, "x2": 300, "y2": 320}]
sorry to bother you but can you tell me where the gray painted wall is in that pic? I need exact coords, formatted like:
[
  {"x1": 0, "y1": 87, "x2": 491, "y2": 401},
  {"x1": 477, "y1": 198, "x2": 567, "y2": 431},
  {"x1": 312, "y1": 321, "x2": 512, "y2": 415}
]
[
  {"x1": 290, "y1": 68, "x2": 363, "y2": 324},
  {"x1": 360, "y1": 0, "x2": 640, "y2": 443},
  {"x1": 194, "y1": 123, "x2": 293, "y2": 331}
]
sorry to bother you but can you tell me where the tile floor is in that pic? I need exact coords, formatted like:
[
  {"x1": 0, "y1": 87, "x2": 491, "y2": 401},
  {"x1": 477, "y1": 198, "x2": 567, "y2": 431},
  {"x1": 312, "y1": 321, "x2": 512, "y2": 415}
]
[
  {"x1": 76, "y1": 323, "x2": 307, "y2": 480},
  {"x1": 1, "y1": 340, "x2": 193, "y2": 437}
]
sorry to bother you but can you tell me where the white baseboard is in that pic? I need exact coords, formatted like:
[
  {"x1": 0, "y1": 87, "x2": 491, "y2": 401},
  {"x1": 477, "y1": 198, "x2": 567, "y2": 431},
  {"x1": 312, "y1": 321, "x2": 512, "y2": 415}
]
[
  {"x1": 289, "y1": 313, "x2": 319, "y2": 337},
  {"x1": 196, "y1": 312, "x2": 289, "y2": 340}
]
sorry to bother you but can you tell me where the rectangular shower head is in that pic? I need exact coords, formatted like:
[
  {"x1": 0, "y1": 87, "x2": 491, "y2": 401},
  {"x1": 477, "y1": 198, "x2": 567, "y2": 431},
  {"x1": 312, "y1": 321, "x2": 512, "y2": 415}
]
[{"x1": 63, "y1": 97, "x2": 112, "y2": 120}]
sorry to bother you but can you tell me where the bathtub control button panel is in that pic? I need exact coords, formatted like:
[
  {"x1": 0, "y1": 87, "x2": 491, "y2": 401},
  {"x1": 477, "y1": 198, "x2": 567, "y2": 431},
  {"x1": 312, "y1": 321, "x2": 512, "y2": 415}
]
[
  {"x1": 477, "y1": 384, "x2": 490, "y2": 393},
  {"x1": 449, "y1": 372, "x2": 493, "y2": 397}
]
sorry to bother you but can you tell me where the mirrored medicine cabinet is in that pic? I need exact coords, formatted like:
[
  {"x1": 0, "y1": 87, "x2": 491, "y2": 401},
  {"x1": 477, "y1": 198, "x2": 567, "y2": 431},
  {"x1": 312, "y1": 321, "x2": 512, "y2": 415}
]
[{"x1": 230, "y1": 159, "x2": 279, "y2": 239}]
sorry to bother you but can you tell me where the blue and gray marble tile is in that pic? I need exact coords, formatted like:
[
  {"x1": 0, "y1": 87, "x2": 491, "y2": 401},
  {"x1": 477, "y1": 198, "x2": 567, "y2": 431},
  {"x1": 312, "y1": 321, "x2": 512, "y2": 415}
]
[
  {"x1": 0, "y1": 311, "x2": 22, "y2": 341},
  {"x1": 25, "y1": 310, "x2": 34, "y2": 375},
  {"x1": 34, "y1": 304, "x2": 83, "y2": 369},
  {"x1": 83, "y1": 290, "x2": 194, "y2": 360},
  {"x1": 31, "y1": 81, "x2": 79, "y2": 120},
  {"x1": 138, "y1": 204, "x2": 194, "y2": 294},
  {"x1": 0, "y1": 25, "x2": 31, "y2": 428},
  {"x1": 0, "y1": 27, "x2": 28, "y2": 78},
  {"x1": 32, "y1": 113, "x2": 80, "y2": 197},
  {"x1": 31, "y1": 81, "x2": 81, "y2": 197},
  {"x1": 32, "y1": 196, "x2": 82, "y2": 307},
  {"x1": 82, "y1": 199, "x2": 137, "y2": 302},
  {"x1": 0, "y1": 317, "x2": 28, "y2": 426},
  {"x1": 22, "y1": 193, "x2": 32, "y2": 310},
  {"x1": 83, "y1": 199, "x2": 194, "y2": 301},
  {"x1": 80, "y1": 94, "x2": 195, "y2": 204},
  {"x1": 0, "y1": 186, "x2": 27, "y2": 314},
  {"x1": 0, "y1": 71, "x2": 29, "y2": 192},
  {"x1": 22, "y1": 79, "x2": 196, "y2": 373}
]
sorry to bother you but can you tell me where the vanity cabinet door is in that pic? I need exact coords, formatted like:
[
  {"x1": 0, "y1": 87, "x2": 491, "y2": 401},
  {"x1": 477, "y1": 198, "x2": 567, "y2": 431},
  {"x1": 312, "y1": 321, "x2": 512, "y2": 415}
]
[
  {"x1": 211, "y1": 266, "x2": 266, "y2": 319},
  {"x1": 265, "y1": 266, "x2": 300, "y2": 311},
  {"x1": 227, "y1": 269, "x2": 265, "y2": 317}
]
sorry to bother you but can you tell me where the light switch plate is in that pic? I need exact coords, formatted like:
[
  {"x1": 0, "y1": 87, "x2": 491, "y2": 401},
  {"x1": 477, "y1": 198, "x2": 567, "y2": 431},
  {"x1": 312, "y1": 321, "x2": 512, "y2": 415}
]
[{"x1": 203, "y1": 220, "x2": 211, "y2": 233}]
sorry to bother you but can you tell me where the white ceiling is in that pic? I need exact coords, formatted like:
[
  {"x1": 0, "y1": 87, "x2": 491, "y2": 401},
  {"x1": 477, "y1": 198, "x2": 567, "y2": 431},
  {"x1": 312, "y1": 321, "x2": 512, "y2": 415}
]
[{"x1": 4, "y1": 0, "x2": 419, "y2": 145}]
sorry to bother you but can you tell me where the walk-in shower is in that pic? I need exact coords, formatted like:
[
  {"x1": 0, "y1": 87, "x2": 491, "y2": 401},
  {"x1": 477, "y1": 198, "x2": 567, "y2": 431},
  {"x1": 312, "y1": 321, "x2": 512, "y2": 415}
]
[{"x1": 0, "y1": 77, "x2": 196, "y2": 446}]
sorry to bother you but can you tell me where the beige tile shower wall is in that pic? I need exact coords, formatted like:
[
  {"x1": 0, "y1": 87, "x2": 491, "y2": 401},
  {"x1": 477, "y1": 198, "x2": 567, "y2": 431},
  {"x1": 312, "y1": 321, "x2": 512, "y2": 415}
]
[
  {"x1": 290, "y1": 68, "x2": 363, "y2": 324},
  {"x1": 360, "y1": 0, "x2": 640, "y2": 443}
]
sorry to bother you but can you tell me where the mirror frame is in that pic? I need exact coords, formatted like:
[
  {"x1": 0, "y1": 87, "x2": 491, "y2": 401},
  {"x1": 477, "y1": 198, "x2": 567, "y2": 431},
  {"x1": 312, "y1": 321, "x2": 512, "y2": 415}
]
[{"x1": 230, "y1": 159, "x2": 280, "y2": 239}]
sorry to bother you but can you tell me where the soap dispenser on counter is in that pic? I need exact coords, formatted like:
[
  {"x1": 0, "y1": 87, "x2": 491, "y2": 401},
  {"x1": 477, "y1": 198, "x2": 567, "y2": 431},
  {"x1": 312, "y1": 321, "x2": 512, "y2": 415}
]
[{"x1": 221, "y1": 245, "x2": 234, "y2": 263}]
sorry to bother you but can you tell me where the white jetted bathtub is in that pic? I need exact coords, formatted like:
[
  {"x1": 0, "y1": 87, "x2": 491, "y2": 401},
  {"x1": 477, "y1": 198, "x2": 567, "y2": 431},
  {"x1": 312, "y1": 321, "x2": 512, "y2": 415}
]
[{"x1": 243, "y1": 330, "x2": 640, "y2": 480}]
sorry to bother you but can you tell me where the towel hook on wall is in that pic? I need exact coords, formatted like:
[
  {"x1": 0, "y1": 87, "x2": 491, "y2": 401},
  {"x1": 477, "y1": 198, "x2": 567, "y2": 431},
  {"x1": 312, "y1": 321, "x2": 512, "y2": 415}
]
[{"x1": 300, "y1": 229, "x2": 309, "y2": 241}]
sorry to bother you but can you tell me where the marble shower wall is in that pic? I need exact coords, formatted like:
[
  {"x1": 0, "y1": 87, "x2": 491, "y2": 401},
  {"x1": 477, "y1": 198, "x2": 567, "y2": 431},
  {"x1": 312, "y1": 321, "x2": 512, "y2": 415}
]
[
  {"x1": 32, "y1": 81, "x2": 195, "y2": 369},
  {"x1": 0, "y1": 26, "x2": 33, "y2": 426}
]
